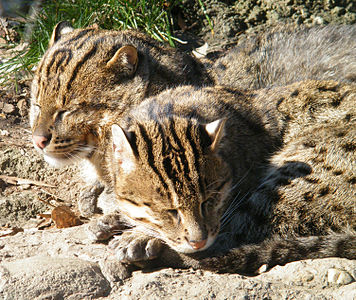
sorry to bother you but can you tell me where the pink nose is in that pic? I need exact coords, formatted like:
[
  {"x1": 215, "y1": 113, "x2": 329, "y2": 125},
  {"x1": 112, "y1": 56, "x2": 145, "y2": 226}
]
[
  {"x1": 33, "y1": 135, "x2": 49, "y2": 149},
  {"x1": 189, "y1": 239, "x2": 207, "y2": 250}
]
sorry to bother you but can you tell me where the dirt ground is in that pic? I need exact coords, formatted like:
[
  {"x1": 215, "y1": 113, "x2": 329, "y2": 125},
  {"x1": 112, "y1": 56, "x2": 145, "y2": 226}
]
[{"x1": 0, "y1": 0, "x2": 355, "y2": 261}]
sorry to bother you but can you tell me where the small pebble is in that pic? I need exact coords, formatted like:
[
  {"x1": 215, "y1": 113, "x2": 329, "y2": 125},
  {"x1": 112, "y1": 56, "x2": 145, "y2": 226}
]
[
  {"x1": 0, "y1": 129, "x2": 9, "y2": 136},
  {"x1": 301, "y1": 271, "x2": 314, "y2": 282},
  {"x1": 327, "y1": 268, "x2": 354, "y2": 285},
  {"x1": 19, "y1": 184, "x2": 31, "y2": 190},
  {"x1": 2, "y1": 103, "x2": 15, "y2": 114}
]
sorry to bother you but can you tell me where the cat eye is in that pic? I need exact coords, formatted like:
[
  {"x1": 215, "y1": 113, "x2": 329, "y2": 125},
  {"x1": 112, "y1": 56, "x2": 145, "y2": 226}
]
[
  {"x1": 201, "y1": 199, "x2": 214, "y2": 218},
  {"x1": 54, "y1": 110, "x2": 69, "y2": 122},
  {"x1": 167, "y1": 209, "x2": 180, "y2": 223}
]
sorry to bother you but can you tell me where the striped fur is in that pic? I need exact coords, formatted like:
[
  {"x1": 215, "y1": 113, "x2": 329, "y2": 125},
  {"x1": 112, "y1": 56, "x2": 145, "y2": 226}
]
[
  {"x1": 30, "y1": 22, "x2": 213, "y2": 174},
  {"x1": 104, "y1": 81, "x2": 355, "y2": 272},
  {"x1": 29, "y1": 22, "x2": 213, "y2": 216}
]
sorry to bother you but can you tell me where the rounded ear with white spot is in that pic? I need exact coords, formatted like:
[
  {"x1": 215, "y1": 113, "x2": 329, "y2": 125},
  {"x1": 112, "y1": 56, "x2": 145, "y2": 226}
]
[
  {"x1": 111, "y1": 124, "x2": 136, "y2": 173},
  {"x1": 204, "y1": 119, "x2": 226, "y2": 151},
  {"x1": 49, "y1": 21, "x2": 74, "y2": 48},
  {"x1": 106, "y1": 45, "x2": 138, "y2": 76}
]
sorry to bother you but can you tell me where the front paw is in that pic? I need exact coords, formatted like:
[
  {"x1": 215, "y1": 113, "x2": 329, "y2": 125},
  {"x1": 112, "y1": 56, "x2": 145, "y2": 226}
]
[
  {"x1": 108, "y1": 232, "x2": 163, "y2": 263},
  {"x1": 86, "y1": 213, "x2": 128, "y2": 242}
]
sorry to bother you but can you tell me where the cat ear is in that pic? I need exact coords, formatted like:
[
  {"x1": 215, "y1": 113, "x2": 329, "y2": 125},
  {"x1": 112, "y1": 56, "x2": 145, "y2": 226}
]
[
  {"x1": 106, "y1": 45, "x2": 138, "y2": 76},
  {"x1": 204, "y1": 119, "x2": 226, "y2": 151},
  {"x1": 49, "y1": 21, "x2": 74, "y2": 47},
  {"x1": 111, "y1": 124, "x2": 136, "y2": 173}
]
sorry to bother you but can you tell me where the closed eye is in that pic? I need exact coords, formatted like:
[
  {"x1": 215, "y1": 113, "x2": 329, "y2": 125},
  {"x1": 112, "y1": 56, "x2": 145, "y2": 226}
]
[
  {"x1": 167, "y1": 209, "x2": 180, "y2": 223},
  {"x1": 201, "y1": 198, "x2": 214, "y2": 218},
  {"x1": 54, "y1": 110, "x2": 69, "y2": 122}
]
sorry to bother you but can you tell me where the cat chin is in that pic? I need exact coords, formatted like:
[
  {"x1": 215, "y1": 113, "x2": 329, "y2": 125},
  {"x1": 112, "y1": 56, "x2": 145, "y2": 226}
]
[
  {"x1": 43, "y1": 155, "x2": 75, "y2": 168},
  {"x1": 43, "y1": 152, "x2": 90, "y2": 168},
  {"x1": 41, "y1": 148, "x2": 93, "y2": 168}
]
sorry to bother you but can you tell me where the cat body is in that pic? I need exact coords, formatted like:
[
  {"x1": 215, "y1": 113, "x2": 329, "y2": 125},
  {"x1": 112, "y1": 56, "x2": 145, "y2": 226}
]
[
  {"x1": 29, "y1": 22, "x2": 213, "y2": 215},
  {"x1": 28, "y1": 22, "x2": 356, "y2": 274},
  {"x1": 30, "y1": 23, "x2": 356, "y2": 173},
  {"x1": 101, "y1": 80, "x2": 355, "y2": 274},
  {"x1": 30, "y1": 23, "x2": 356, "y2": 218},
  {"x1": 213, "y1": 25, "x2": 356, "y2": 89}
]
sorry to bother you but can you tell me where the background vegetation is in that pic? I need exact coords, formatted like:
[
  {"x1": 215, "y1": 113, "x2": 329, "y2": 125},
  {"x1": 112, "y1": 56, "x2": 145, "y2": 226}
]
[
  {"x1": 0, "y1": 0, "x2": 211, "y2": 83},
  {"x1": 1, "y1": 0, "x2": 355, "y2": 85}
]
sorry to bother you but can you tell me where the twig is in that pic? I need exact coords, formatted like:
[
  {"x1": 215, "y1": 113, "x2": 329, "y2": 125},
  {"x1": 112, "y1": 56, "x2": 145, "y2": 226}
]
[
  {"x1": 39, "y1": 188, "x2": 66, "y2": 203},
  {"x1": 36, "y1": 196, "x2": 56, "y2": 208},
  {"x1": 0, "y1": 175, "x2": 55, "y2": 187}
]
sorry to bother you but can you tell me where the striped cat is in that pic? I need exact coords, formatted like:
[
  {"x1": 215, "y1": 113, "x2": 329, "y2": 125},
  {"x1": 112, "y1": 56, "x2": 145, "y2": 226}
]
[
  {"x1": 29, "y1": 22, "x2": 213, "y2": 215},
  {"x1": 98, "y1": 81, "x2": 355, "y2": 275}
]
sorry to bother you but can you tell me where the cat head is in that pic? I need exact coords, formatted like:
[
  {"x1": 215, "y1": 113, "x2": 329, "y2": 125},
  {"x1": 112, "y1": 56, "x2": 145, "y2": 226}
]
[
  {"x1": 110, "y1": 116, "x2": 232, "y2": 253},
  {"x1": 30, "y1": 22, "x2": 140, "y2": 167}
]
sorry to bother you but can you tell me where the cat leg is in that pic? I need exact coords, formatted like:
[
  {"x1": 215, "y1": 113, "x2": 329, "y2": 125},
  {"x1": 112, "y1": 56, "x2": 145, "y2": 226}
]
[
  {"x1": 78, "y1": 180, "x2": 105, "y2": 217},
  {"x1": 199, "y1": 233, "x2": 356, "y2": 275}
]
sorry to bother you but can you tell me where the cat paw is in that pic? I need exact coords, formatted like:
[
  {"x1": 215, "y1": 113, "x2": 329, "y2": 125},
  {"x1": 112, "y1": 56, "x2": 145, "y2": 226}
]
[
  {"x1": 108, "y1": 232, "x2": 163, "y2": 263},
  {"x1": 78, "y1": 181, "x2": 105, "y2": 217},
  {"x1": 86, "y1": 213, "x2": 128, "y2": 242}
]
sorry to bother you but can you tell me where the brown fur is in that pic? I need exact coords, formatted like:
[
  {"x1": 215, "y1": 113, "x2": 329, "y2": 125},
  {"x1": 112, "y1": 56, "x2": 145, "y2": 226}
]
[
  {"x1": 29, "y1": 22, "x2": 213, "y2": 215},
  {"x1": 98, "y1": 80, "x2": 355, "y2": 274}
]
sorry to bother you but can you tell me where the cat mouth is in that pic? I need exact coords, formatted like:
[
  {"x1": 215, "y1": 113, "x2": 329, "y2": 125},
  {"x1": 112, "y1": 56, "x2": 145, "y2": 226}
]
[{"x1": 40, "y1": 147, "x2": 95, "y2": 168}]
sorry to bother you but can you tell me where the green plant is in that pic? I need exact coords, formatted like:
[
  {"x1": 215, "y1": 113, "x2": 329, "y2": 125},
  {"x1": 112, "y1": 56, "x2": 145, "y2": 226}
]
[{"x1": 1, "y1": 0, "x2": 199, "y2": 85}]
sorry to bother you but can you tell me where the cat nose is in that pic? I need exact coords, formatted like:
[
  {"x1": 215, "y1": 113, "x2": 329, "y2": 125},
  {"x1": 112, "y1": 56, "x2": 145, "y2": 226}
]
[
  {"x1": 189, "y1": 239, "x2": 207, "y2": 250},
  {"x1": 33, "y1": 135, "x2": 50, "y2": 149}
]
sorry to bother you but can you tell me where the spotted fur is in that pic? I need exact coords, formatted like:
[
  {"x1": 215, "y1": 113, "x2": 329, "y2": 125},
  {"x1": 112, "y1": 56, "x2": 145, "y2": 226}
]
[{"x1": 103, "y1": 81, "x2": 355, "y2": 273}]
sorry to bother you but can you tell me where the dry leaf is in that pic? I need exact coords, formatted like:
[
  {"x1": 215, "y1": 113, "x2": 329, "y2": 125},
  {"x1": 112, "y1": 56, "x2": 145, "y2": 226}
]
[
  {"x1": 51, "y1": 205, "x2": 83, "y2": 228},
  {"x1": 36, "y1": 213, "x2": 53, "y2": 230}
]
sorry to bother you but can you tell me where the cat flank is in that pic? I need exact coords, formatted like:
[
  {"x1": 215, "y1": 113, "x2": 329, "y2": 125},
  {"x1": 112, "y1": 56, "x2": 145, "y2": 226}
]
[
  {"x1": 97, "y1": 81, "x2": 355, "y2": 275},
  {"x1": 29, "y1": 23, "x2": 356, "y2": 216},
  {"x1": 213, "y1": 24, "x2": 356, "y2": 89},
  {"x1": 29, "y1": 21, "x2": 213, "y2": 215}
]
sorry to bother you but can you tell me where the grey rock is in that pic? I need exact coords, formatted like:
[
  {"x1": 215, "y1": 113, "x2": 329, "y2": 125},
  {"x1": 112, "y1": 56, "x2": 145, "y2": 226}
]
[
  {"x1": 327, "y1": 268, "x2": 354, "y2": 285},
  {"x1": 0, "y1": 225, "x2": 355, "y2": 299},
  {"x1": 0, "y1": 256, "x2": 110, "y2": 300},
  {"x1": 0, "y1": 102, "x2": 15, "y2": 114}
]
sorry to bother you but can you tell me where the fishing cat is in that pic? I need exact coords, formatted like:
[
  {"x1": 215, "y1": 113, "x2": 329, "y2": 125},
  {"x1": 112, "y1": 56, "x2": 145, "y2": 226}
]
[
  {"x1": 30, "y1": 23, "x2": 355, "y2": 220},
  {"x1": 97, "y1": 80, "x2": 355, "y2": 275},
  {"x1": 29, "y1": 21, "x2": 213, "y2": 216}
]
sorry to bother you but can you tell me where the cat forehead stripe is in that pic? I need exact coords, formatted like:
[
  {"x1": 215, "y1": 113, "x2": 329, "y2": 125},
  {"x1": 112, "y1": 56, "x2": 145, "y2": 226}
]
[
  {"x1": 134, "y1": 118, "x2": 206, "y2": 205},
  {"x1": 137, "y1": 123, "x2": 169, "y2": 190}
]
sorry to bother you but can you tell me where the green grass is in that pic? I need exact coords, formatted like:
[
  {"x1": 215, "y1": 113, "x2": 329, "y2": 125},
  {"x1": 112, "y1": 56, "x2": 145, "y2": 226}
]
[{"x1": 1, "y1": 0, "x2": 212, "y2": 85}]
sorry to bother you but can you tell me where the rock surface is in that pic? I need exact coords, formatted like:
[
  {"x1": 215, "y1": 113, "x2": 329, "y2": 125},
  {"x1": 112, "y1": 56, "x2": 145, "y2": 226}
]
[{"x1": 0, "y1": 225, "x2": 355, "y2": 299}]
